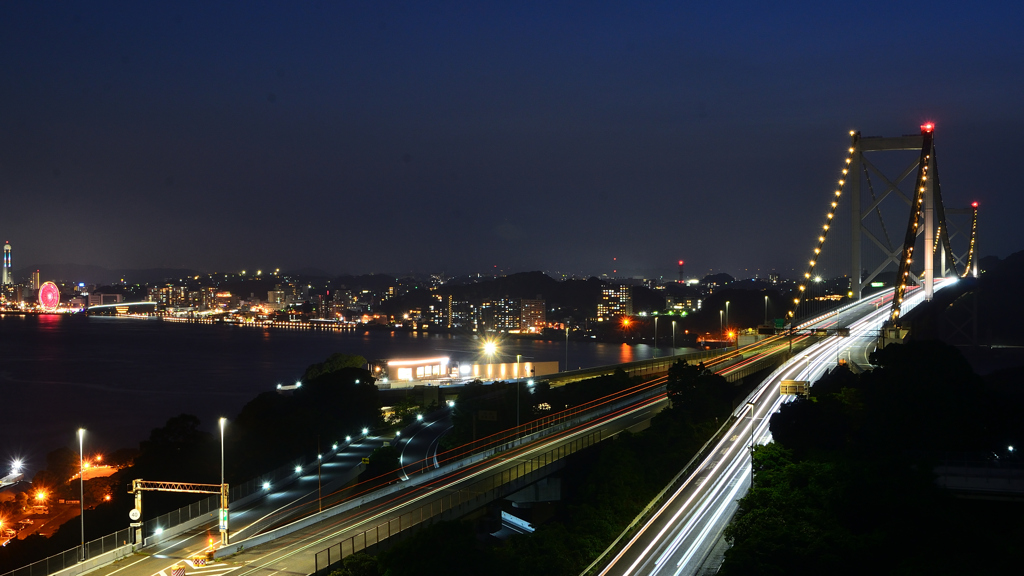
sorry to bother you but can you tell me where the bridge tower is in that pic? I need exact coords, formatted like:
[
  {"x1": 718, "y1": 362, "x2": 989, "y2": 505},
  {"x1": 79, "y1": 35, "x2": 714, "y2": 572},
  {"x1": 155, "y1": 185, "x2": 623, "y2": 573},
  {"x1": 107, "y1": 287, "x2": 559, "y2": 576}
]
[
  {"x1": 847, "y1": 124, "x2": 940, "y2": 301},
  {"x1": 789, "y1": 123, "x2": 978, "y2": 326}
]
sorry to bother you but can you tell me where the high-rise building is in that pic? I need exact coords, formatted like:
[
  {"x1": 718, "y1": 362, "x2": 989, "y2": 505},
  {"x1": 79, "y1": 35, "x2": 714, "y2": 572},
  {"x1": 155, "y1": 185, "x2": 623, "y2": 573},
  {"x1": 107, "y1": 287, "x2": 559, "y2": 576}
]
[
  {"x1": 597, "y1": 285, "x2": 632, "y2": 321},
  {"x1": 520, "y1": 299, "x2": 546, "y2": 332},
  {"x1": 2, "y1": 242, "x2": 11, "y2": 285},
  {"x1": 479, "y1": 298, "x2": 521, "y2": 332},
  {"x1": 30, "y1": 270, "x2": 40, "y2": 291}
]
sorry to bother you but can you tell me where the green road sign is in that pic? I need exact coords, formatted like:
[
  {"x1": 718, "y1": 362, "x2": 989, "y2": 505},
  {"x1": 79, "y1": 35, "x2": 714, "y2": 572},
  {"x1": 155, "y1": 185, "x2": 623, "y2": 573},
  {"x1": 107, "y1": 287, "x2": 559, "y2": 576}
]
[{"x1": 774, "y1": 318, "x2": 785, "y2": 329}]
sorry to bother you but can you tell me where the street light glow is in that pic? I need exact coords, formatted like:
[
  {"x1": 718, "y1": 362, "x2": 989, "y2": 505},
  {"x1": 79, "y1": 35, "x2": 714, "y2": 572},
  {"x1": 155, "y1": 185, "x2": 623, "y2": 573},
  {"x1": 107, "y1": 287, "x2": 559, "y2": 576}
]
[
  {"x1": 483, "y1": 341, "x2": 498, "y2": 356},
  {"x1": 262, "y1": 481, "x2": 270, "y2": 490},
  {"x1": 362, "y1": 428, "x2": 369, "y2": 435},
  {"x1": 294, "y1": 465, "x2": 302, "y2": 474}
]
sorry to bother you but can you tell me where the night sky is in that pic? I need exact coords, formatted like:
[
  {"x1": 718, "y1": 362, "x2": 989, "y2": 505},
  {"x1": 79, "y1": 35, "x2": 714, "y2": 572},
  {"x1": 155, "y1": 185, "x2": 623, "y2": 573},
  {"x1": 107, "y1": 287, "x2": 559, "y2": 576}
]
[{"x1": 2, "y1": 1, "x2": 1021, "y2": 280}]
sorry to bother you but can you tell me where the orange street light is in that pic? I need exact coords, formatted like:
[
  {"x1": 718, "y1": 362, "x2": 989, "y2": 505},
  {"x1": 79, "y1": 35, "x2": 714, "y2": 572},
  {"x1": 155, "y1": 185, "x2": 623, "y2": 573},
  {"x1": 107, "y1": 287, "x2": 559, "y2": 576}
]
[{"x1": 35, "y1": 491, "x2": 47, "y2": 502}]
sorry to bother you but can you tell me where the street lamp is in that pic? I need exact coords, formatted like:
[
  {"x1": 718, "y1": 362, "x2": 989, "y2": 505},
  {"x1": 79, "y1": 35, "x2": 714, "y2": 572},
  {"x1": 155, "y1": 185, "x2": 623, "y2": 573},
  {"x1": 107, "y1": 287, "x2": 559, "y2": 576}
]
[
  {"x1": 764, "y1": 295, "x2": 769, "y2": 325},
  {"x1": 77, "y1": 428, "x2": 85, "y2": 560},
  {"x1": 746, "y1": 402, "x2": 756, "y2": 489},
  {"x1": 218, "y1": 417, "x2": 228, "y2": 545},
  {"x1": 725, "y1": 301, "x2": 730, "y2": 333},
  {"x1": 671, "y1": 320, "x2": 677, "y2": 351},
  {"x1": 719, "y1": 310, "x2": 723, "y2": 336},
  {"x1": 516, "y1": 354, "x2": 522, "y2": 430},
  {"x1": 653, "y1": 315, "x2": 658, "y2": 357},
  {"x1": 565, "y1": 327, "x2": 570, "y2": 371}
]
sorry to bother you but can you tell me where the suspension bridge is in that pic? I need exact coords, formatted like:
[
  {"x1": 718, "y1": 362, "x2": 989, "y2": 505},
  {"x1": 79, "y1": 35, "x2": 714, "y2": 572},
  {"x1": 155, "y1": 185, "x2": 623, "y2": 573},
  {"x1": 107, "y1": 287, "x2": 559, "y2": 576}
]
[
  {"x1": 788, "y1": 121, "x2": 978, "y2": 330},
  {"x1": 2, "y1": 122, "x2": 985, "y2": 576}
]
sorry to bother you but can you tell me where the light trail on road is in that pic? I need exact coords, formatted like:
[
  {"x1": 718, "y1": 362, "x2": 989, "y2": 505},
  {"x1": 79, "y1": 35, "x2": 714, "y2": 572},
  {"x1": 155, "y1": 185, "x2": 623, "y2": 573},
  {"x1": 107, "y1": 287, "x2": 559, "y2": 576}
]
[{"x1": 597, "y1": 281, "x2": 949, "y2": 576}]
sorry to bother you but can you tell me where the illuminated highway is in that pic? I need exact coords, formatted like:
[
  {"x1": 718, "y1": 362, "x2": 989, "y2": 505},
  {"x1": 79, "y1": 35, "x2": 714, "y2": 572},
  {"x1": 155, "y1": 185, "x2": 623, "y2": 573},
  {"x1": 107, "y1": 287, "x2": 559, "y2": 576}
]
[
  {"x1": 79, "y1": 410, "x2": 455, "y2": 576},
  {"x1": 64, "y1": 285, "x2": 943, "y2": 576},
  {"x1": 595, "y1": 281, "x2": 949, "y2": 576}
]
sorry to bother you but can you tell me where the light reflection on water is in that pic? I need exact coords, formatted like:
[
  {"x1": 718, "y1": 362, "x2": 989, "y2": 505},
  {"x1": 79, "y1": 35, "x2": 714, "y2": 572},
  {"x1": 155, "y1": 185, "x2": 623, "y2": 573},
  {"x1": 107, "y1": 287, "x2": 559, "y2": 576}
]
[{"x1": 0, "y1": 315, "x2": 694, "y2": 472}]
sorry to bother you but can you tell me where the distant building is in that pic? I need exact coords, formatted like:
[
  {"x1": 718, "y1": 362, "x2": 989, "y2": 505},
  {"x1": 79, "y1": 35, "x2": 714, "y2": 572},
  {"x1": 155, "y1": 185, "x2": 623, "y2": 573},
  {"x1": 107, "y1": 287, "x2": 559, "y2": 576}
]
[
  {"x1": 520, "y1": 299, "x2": 546, "y2": 332},
  {"x1": 597, "y1": 285, "x2": 632, "y2": 321},
  {"x1": 479, "y1": 298, "x2": 520, "y2": 332},
  {"x1": 2, "y1": 242, "x2": 10, "y2": 285},
  {"x1": 88, "y1": 293, "x2": 123, "y2": 306},
  {"x1": 450, "y1": 300, "x2": 474, "y2": 329},
  {"x1": 666, "y1": 295, "x2": 701, "y2": 312},
  {"x1": 30, "y1": 270, "x2": 40, "y2": 291}
]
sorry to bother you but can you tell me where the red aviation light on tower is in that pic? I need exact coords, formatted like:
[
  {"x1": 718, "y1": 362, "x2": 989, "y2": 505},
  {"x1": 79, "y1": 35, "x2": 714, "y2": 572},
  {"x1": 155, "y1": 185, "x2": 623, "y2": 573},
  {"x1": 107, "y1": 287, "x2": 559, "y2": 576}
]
[
  {"x1": 921, "y1": 122, "x2": 935, "y2": 133},
  {"x1": 678, "y1": 260, "x2": 684, "y2": 266},
  {"x1": 971, "y1": 201, "x2": 979, "y2": 208}
]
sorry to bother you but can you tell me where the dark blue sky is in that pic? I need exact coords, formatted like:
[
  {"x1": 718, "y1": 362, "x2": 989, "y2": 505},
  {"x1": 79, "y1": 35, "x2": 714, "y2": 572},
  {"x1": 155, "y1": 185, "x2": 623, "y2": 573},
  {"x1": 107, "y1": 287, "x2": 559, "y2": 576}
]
[{"x1": 1, "y1": 1, "x2": 1021, "y2": 279}]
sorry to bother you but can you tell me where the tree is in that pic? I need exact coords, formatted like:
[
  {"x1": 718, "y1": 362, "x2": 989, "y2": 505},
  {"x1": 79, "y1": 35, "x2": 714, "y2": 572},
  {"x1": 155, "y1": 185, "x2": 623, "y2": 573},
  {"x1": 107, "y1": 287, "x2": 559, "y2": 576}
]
[
  {"x1": 302, "y1": 353, "x2": 367, "y2": 381},
  {"x1": 666, "y1": 360, "x2": 732, "y2": 424}
]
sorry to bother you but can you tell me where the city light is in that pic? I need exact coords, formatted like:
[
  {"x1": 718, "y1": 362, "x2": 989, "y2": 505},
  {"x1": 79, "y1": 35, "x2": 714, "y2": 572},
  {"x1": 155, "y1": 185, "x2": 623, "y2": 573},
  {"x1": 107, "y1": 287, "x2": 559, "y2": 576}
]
[
  {"x1": 294, "y1": 465, "x2": 302, "y2": 474},
  {"x1": 263, "y1": 481, "x2": 271, "y2": 490}
]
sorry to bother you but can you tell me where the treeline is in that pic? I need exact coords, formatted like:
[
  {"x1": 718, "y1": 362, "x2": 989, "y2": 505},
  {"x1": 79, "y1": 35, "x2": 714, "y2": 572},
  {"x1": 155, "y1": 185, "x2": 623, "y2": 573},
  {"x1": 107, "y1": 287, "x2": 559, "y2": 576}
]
[
  {"x1": 0, "y1": 354, "x2": 380, "y2": 574},
  {"x1": 721, "y1": 341, "x2": 1024, "y2": 574},
  {"x1": 327, "y1": 360, "x2": 737, "y2": 576}
]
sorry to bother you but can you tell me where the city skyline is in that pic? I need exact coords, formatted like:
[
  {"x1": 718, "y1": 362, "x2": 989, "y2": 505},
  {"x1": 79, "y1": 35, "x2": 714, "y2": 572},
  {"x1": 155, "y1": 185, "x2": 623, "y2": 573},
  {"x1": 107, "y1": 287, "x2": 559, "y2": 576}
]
[{"x1": 1, "y1": 2, "x2": 1021, "y2": 278}]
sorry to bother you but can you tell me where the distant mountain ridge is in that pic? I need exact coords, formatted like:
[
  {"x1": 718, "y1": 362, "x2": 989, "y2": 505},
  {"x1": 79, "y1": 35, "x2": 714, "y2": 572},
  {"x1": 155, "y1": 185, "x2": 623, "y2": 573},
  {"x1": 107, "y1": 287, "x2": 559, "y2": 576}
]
[{"x1": 14, "y1": 264, "x2": 201, "y2": 285}]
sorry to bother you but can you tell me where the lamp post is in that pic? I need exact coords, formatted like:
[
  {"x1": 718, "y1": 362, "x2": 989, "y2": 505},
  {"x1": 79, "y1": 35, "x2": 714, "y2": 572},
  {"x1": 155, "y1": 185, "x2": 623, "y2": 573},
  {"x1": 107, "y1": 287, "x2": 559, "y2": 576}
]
[
  {"x1": 565, "y1": 327, "x2": 569, "y2": 371},
  {"x1": 218, "y1": 417, "x2": 228, "y2": 545},
  {"x1": 516, "y1": 354, "x2": 522, "y2": 430},
  {"x1": 725, "y1": 301, "x2": 730, "y2": 333},
  {"x1": 719, "y1": 310, "x2": 723, "y2": 336},
  {"x1": 77, "y1": 428, "x2": 85, "y2": 560},
  {"x1": 671, "y1": 320, "x2": 677, "y2": 351},
  {"x1": 746, "y1": 402, "x2": 756, "y2": 489},
  {"x1": 764, "y1": 295, "x2": 769, "y2": 325},
  {"x1": 653, "y1": 315, "x2": 658, "y2": 358}
]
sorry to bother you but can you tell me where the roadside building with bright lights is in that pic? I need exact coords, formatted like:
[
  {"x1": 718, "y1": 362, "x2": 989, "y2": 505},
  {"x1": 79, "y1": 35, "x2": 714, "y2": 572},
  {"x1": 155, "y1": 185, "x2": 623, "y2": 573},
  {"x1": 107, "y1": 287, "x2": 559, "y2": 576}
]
[{"x1": 597, "y1": 285, "x2": 632, "y2": 321}]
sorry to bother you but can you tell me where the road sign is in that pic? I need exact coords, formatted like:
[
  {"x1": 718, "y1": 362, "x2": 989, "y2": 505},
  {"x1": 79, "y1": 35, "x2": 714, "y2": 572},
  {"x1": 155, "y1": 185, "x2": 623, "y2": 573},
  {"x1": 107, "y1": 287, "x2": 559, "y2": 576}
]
[
  {"x1": 837, "y1": 328, "x2": 850, "y2": 337},
  {"x1": 128, "y1": 509, "x2": 141, "y2": 521},
  {"x1": 361, "y1": 457, "x2": 370, "y2": 464},
  {"x1": 780, "y1": 380, "x2": 808, "y2": 396},
  {"x1": 774, "y1": 318, "x2": 785, "y2": 329}
]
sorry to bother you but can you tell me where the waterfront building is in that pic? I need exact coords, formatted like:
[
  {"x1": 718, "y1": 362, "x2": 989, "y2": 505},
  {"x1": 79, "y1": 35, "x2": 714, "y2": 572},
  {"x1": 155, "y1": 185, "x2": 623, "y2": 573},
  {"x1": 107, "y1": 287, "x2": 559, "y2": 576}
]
[
  {"x1": 597, "y1": 285, "x2": 632, "y2": 321},
  {"x1": 520, "y1": 299, "x2": 546, "y2": 332}
]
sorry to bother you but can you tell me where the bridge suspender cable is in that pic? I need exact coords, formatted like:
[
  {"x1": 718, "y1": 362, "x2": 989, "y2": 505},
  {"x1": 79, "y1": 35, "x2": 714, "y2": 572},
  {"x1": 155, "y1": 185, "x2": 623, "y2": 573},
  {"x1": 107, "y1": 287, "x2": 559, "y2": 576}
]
[{"x1": 787, "y1": 130, "x2": 859, "y2": 324}]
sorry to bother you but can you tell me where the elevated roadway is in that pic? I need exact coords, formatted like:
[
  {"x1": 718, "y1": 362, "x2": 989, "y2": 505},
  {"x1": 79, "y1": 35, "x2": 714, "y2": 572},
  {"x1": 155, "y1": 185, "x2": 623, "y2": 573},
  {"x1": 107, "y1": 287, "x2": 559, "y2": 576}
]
[{"x1": 593, "y1": 281, "x2": 949, "y2": 576}]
